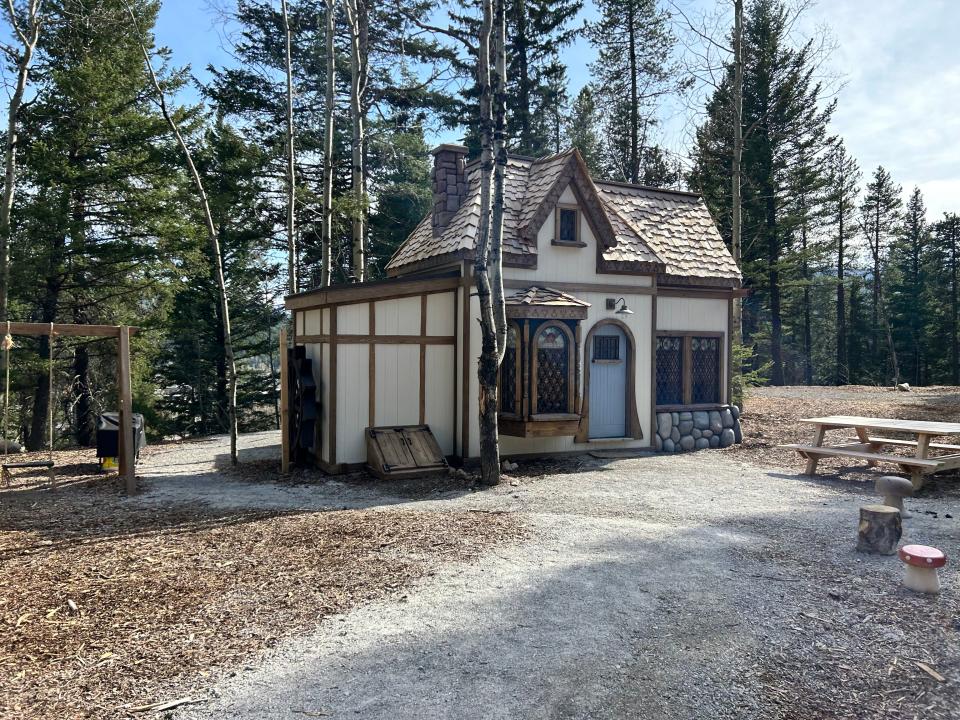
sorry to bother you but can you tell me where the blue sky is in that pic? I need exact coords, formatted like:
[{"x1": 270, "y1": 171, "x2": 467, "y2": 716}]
[{"x1": 119, "y1": 0, "x2": 960, "y2": 219}]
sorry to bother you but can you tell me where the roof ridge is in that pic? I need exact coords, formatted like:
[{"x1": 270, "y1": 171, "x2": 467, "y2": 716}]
[{"x1": 595, "y1": 179, "x2": 701, "y2": 199}]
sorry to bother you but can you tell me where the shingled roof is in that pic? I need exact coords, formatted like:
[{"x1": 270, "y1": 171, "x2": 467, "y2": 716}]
[{"x1": 386, "y1": 148, "x2": 740, "y2": 286}]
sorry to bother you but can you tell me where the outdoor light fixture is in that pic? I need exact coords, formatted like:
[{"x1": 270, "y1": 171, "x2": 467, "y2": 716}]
[{"x1": 605, "y1": 297, "x2": 632, "y2": 315}]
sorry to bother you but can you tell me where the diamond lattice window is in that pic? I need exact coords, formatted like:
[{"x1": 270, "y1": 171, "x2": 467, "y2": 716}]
[
  {"x1": 691, "y1": 336, "x2": 720, "y2": 404},
  {"x1": 536, "y1": 326, "x2": 568, "y2": 414},
  {"x1": 499, "y1": 326, "x2": 519, "y2": 414},
  {"x1": 656, "y1": 336, "x2": 684, "y2": 405}
]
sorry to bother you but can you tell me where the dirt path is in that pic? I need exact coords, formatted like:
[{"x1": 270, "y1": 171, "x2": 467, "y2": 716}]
[{"x1": 157, "y1": 434, "x2": 959, "y2": 720}]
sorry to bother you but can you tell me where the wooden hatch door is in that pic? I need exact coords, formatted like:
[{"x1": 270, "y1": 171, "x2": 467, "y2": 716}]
[{"x1": 366, "y1": 425, "x2": 448, "y2": 480}]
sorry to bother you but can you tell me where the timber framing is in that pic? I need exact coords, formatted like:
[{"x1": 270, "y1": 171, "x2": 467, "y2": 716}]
[{"x1": 285, "y1": 273, "x2": 460, "y2": 310}]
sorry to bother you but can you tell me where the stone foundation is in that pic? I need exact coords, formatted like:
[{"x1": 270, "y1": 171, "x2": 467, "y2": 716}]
[{"x1": 653, "y1": 405, "x2": 743, "y2": 452}]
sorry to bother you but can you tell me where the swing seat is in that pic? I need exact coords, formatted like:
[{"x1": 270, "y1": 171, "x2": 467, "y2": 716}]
[
  {"x1": 2, "y1": 459, "x2": 56, "y2": 489},
  {"x1": 2, "y1": 460, "x2": 54, "y2": 470}
]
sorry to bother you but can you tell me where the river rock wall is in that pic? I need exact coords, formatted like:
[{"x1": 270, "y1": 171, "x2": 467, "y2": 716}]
[{"x1": 653, "y1": 405, "x2": 742, "y2": 452}]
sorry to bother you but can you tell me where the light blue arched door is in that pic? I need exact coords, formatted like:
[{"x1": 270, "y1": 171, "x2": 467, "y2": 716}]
[{"x1": 588, "y1": 325, "x2": 628, "y2": 438}]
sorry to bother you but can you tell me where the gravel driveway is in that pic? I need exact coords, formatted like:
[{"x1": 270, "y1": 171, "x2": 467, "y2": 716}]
[{"x1": 148, "y1": 432, "x2": 958, "y2": 720}]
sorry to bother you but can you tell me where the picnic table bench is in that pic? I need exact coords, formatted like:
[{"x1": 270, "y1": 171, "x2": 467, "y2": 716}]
[{"x1": 782, "y1": 415, "x2": 960, "y2": 489}]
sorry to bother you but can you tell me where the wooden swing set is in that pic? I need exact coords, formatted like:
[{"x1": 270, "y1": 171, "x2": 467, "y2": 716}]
[{"x1": 0, "y1": 321, "x2": 136, "y2": 494}]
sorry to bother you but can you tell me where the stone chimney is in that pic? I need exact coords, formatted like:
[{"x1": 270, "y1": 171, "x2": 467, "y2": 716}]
[{"x1": 431, "y1": 144, "x2": 468, "y2": 237}]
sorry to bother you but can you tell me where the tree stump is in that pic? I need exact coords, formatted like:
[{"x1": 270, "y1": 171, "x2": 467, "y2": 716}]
[{"x1": 856, "y1": 504, "x2": 902, "y2": 555}]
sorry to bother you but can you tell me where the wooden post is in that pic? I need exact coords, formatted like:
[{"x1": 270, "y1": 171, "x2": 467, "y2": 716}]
[
  {"x1": 280, "y1": 327, "x2": 290, "y2": 474},
  {"x1": 117, "y1": 325, "x2": 135, "y2": 494},
  {"x1": 805, "y1": 424, "x2": 826, "y2": 475}
]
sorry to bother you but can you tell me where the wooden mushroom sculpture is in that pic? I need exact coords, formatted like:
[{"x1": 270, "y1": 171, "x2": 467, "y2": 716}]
[
  {"x1": 899, "y1": 544, "x2": 946, "y2": 594},
  {"x1": 875, "y1": 475, "x2": 915, "y2": 517}
]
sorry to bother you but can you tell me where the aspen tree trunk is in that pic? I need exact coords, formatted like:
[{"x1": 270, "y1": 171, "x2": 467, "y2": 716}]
[
  {"x1": 281, "y1": 0, "x2": 297, "y2": 295},
  {"x1": 321, "y1": 0, "x2": 336, "y2": 288},
  {"x1": 0, "y1": 0, "x2": 41, "y2": 323},
  {"x1": 474, "y1": 0, "x2": 507, "y2": 487},
  {"x1": 730, "y1": 0, "x2": 743, "y2": 345},
  {"x1": 344, "y1": 0, "x2": 367, "y2": 282},
  {"x1": 127, "y1": 4, "x2": 239, "y2": 463}
]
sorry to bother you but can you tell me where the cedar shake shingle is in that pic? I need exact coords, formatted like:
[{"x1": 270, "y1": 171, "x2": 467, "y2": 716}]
[{"x1": 387, "y1": 149, "x2": 740, "y2": 286}]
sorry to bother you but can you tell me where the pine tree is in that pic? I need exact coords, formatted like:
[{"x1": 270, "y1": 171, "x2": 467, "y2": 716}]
[
  {"x1": 888, "y1": 187, "x2": 930, "y2": 385},
  {"x1": 157, "y1": 121, "x2": 283, "y2": 436},
  {"x1": 689, "y1": 0, "x2": 834, "y2": 385},
  {"x1": 585, "y1": 0, "x2": 688, "y2": 184},
  {"x1": 565, "y1": 86, "x2": 603, "y2": 173},
  {"x1": 366, "y1": 127, "x2": 432, "y2": 277},
  {"x1": 929, "y1": 214, "x2": 960, "y2": 384},
  {"x1": 16, "y1": 0, "x2": 188, "y2": 448},
  {"x1": 860, "y1": 165, "x2": 902, "y2": 383},
  {"x1": 824, "y1": 141, "x2": 860, "y2": 385}
]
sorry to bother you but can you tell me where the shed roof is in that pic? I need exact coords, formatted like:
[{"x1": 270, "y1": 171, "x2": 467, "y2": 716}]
[{"x1": 387, "y1": 148, "x2": 740, "y2": 286}]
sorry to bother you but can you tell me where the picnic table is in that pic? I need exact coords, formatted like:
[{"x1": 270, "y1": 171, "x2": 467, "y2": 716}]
[{"x1": 782, "y1": 415, "x2": 960, "y2": 489}]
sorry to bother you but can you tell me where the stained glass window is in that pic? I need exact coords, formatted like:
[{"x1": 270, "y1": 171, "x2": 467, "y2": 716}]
[
  {"x1": 656, "y1": 336, "x2": 683, "y2": 405},
  {"x1": 536, "y1": 326, "x2": 568, "y2": 413},
  {"x1": 691, "y1": 336, "x2": 720, "y2": 404},
  {"x1": 499, "y1": 326, "x2": 519, "y2": 414},
  {"x1": 558, "y1": 208, "x2": 578, "y2": 243}
]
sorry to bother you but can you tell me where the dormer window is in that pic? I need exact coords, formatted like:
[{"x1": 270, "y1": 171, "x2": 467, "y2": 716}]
[{"x1": 554, "y1": 205, "x2": 584, "y2": 246}]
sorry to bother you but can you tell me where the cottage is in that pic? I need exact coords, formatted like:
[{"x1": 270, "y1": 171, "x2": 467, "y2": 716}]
[{"x1": 285, "y1": 145, "x2": 744, "y2": 473}]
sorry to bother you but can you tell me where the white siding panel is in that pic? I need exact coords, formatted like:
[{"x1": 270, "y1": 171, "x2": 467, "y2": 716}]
[
  {"x1": 455, "y1": 286, "x2": 464, "y2": 456},
  {"x1": 468, "y1": 293, "x2": 481, "y2": 457},
  {"x1": 656, "y1": 297, "x2": 727, "y2": 332},
  {"x1": 295, "y1": 311, "x2": 304, "y2": 336},
  {"x1": 336, "y1": 344, "x2": 369, "y2": 464},
  {"x1": 426, "y1": 292, "x2": 456, "y2": 336},
  {"x1": 374, "y1": 344, "x2": 420, "y2": 426},
  {"x1": 375, "y1": 296, "x2": 421, "y2": 335},
  {"x1": 303, "y1": 309, "x2": 322, "y2": 335},
  {"x1": 425, "y1": 345, "x2": 455, "y2": 454},
  {"x1": 322, "y1": 308, "x2": 330, "y2": 335},
  {"x1": 337, "y1": 302, "x2": 369, "y2": 335}
]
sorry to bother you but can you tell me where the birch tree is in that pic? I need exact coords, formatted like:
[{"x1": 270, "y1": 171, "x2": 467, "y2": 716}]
[
  {"x1": 343, "y1": 0, "x2": 367, "y2": 282},
  {"x1": 474, "y1": 0, "x2": 507, "y2": 486},
  {"x1": 280, "y1": 0, "x2": 297, "y2": 295},
  {"x1": 125, "y1": 2, "x2": 239, "y2": 463},
  {"x1": 0, "y1": 0, "x2": 42, "y2": 323}
]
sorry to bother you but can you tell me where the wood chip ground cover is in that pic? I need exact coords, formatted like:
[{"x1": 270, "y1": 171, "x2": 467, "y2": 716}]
[{"x1": 0, "y1": 485, "x2": 521, "y2": 719}]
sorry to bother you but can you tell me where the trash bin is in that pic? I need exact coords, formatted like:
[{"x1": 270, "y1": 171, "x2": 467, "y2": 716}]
[{"x1": 96, "y1": 412, "x2": 146, "y2": 465}]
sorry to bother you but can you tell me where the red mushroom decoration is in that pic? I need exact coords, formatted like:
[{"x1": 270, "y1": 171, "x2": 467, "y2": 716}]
[{"x1": 898, "y1": 544, "x2": 947, "y2": 594}]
